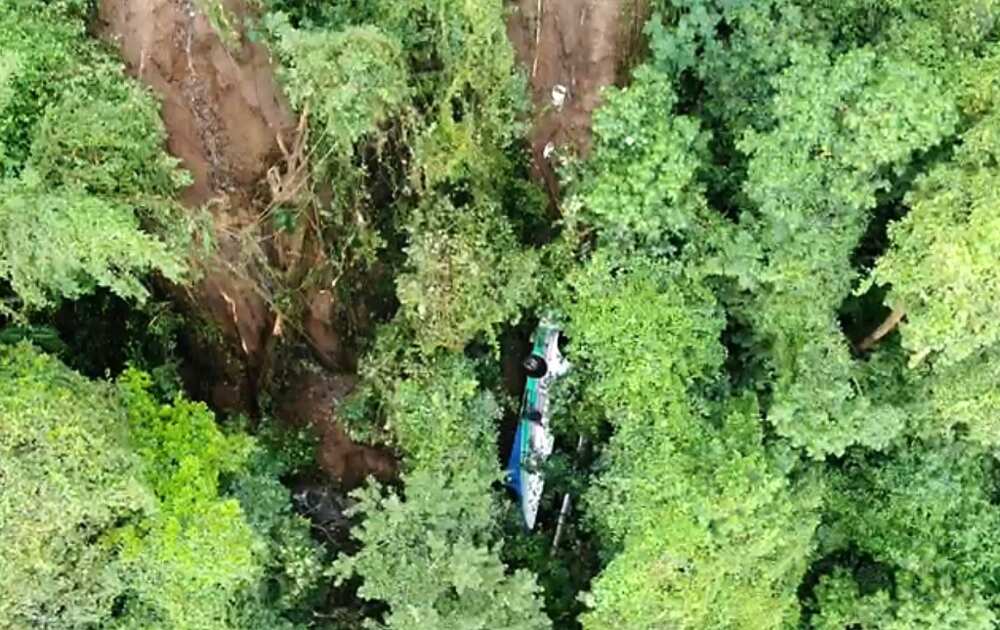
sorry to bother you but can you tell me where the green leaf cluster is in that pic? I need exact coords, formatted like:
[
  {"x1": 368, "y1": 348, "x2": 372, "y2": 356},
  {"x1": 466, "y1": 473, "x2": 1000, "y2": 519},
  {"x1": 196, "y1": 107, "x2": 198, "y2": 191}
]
[
  {"x1": 565, "y1": 68, "x2": 710, "y2": 250},
  {"x1": 397, "y1": 195, "x2": 539, "y2": 352},
  {"x1": 380, "y1": 352, "x2": 500, "y2": 471},
  {"x1": 0, "y1": 1, "x2": 190, "y2": 311},
  {"x1": 562, "y1": 255, "x2": 821, "y2": 629},
  {"x1": 334, "y1": 468, "x2": 548, "y2": 630},
  {"x1": 273, "y1": 24, "x2": 410, "y2": 153},
  {"x1": 811, "y1": 440, "x2": 1000, "y2": 628},
  {"x1": 560, "y1": 2, "x2": 1000, "y2": 626},
  {"x1": 0, "y1": 345, "x2": 323, "y2": 629},
  {"x1": 0, "y1": 345, "x2": 153, "y2": 629}
]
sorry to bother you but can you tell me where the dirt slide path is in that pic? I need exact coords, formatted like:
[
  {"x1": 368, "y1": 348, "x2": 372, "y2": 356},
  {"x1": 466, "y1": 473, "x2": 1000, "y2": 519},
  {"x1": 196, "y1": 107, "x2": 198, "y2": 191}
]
[
  {"x1": 96, "y1": 0, "x2": 395, "y2": 486},
  {"x1": 94, "y1": 0, "x2": 641, "y2": 485},
  {"x1": 507, "y1": 0, "x2": 647, "y2": 202}
]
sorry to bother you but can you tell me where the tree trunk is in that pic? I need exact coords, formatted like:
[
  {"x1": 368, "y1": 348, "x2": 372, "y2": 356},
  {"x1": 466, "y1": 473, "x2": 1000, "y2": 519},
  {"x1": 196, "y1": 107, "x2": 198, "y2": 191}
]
[{"x1": 858, "y1": 306, "x2": 906, "y2": 352}]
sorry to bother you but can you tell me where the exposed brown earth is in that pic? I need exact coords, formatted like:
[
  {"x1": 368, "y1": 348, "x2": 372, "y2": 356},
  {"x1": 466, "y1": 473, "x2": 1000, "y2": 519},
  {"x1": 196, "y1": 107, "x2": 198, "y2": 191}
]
[
  {"x1": 274, "y1": 369, "x2": 396, "y2": 488},
  {"x1": 506, "y1": 0, "x2": 648, "y2": 202},
  {"x1": 96, "y1": 0, "x2": 393, "y2": 486}
]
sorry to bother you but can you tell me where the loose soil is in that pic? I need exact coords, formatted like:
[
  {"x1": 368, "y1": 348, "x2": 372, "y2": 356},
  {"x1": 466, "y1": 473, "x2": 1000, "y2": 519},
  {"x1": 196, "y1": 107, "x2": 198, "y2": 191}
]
[
  {"x1": 97, "y1": 0, "x2": 290, "y2": 408},
  {"x1": 274, "y1": 368, "x2": 397, "y2": 488},
  {"x1": 97, "y1": 0, "x2": 294, "y2": 208},
  {"x1": 506, "y1": 0, "x2": 648, "y2": 201},
  {"x1": 96, "y1": 0, "x2": 393, "y2": 486}
]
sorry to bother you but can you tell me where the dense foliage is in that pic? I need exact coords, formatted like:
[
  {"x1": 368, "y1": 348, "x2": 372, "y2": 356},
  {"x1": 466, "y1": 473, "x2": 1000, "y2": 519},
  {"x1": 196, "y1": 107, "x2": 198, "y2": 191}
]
[
  {"x1": 5, "y1": 0, "x2": 1000, "y2": 628},
  {"x1": 333, "y1": 349, "x2": 549, "y2": 627},
  {"x1": 262, "y1": 0, "x2": 539, "y2": 340},
  {"x1": 811, "y1": 440, "x2": 1000, "y2": 628},
  {"x1": 562, "y1": 254, "x2": 822, "y2": 628},
  {"x1": 0, "y1": 345, "x2": 323, "y2": 629},
  {"x1": 0, "y1": 346, "x2": 151, "y2": 628},
  {"x1": 557, "y1": 1, "x2": 1000, "y2": 627},
  {"x1": 0, "y1": 1, "x2": 189, "y2": 313},
  {"x1": 334, "y1": 468, "x2": 547, "y2": 630},
  {"x1": 262, "y1": 2, "x2": 551, "y2": 625}
]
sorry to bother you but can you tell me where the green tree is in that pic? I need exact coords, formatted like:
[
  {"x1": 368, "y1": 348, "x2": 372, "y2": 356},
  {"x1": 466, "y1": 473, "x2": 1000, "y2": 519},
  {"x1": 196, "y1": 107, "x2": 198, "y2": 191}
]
[
  {"x1": 271, "y1": 23, "x2": 410, "y2": 164},
  {"x1": 0, "y1": 178, "x2": 186, "y2": 310},
  {"x1": 0, "y1": 345, "x2": 152, "y2": 629},
  {"x1": 0, "y1": 345, "x2": 323, "y2": 629},
  {"x1": 334, "y1": 469, "x2": 549, "y2": 630},
  {"x1": 564, "y1": 254, "x2": 821, "y2": 629},
  {"x1": 581, "y1": 399, "x2": 821, "y2": 629},
  {"x1": 380, "y1": 352, "x2": 501, "y2": 471},
  {"x1": 0, "y1": 1, "x2": 189, "y2": 312},
  {"x1": 113, "y1": 370, "x2": 264, "y2": 628},
  {"x1": 335, "y1": 349, "x2": 550, "y2": 628},
  {"x1": 869, "y1": 115, "x2": 1000, "y2": 368},
  {"x1": 564, "y1": 67, "x2": 711, "y2": 251},
  {"x1": 726, "y1": 45, "x2": 957, "y2": 458},
  {"x1": 116, "y1": 371, "x2": 327, "y2": 629},
  {"x1": 396, "y1": 195, "x2": 539, "y2": 352},
  {"x1": 811, "y1": 440, "x2": 1000, "y2": 628},
  {"x1": 857, "y1": 44, "x2": 1000, "y2": 450}
]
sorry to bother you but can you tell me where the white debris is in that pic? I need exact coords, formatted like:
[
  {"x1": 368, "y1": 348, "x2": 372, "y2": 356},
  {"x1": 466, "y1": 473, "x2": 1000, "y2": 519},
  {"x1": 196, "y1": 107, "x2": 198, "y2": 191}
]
[
  {"x1": 543, "y1": 142, "x2": 556, "y2": 159},
  {"x1": 551, "y1": 84, "x2": 568, "y2": 110}
]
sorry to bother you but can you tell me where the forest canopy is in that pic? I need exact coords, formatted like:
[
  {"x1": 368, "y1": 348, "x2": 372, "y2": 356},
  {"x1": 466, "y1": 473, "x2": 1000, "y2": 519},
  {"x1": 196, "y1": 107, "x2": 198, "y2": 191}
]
[{"x1": 2, "y1": 0, "x2": 1000, "y2": 628}]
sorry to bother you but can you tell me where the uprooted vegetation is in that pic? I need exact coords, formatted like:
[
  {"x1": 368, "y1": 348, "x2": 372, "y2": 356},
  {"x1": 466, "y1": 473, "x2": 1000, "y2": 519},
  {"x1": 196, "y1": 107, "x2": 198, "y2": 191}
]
[{"x1": 4, "y1": 0, "x2": 1000, "y2": 628}]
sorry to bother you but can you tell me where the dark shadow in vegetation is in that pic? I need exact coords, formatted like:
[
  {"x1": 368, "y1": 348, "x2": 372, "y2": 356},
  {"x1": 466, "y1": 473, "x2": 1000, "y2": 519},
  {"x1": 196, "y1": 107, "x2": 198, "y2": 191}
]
[
  {"x1": 849, "y1": 141, "x2": 956, "y2": 274},
  {"x1": 799, "y1": 547, "x2": 897, "y2": 626},
  {"x1": 720, "y1": 307, "x2": 770, "y2": 394},
  {"x1": 837, "y1": 142, "x2": 955, "y2": 351},
  {"x1": 500, "y1": 138, "x2": 557, "y2": 246},
  {"x1": 481, "y1": 318, "x2": 536, "y2": 468},
  {"x1": 838, "y1": 283, "x2": 894, "y2": 357},
  {"x1": 260, "y1": 0, "x2": 377, "y2": 30},
  {"x1": 702, "y1": 128, "x2": 748, "y2": 221},
  {"x1": 10, "y1": 288, "x2": 185, "y2": 394}
]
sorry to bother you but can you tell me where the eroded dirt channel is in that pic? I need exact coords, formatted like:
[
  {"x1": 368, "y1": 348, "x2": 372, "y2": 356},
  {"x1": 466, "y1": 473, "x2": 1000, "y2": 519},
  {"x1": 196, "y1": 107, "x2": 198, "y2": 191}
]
[{"x1": 97, "y1": 0, "x2": 639, "y2": 486}]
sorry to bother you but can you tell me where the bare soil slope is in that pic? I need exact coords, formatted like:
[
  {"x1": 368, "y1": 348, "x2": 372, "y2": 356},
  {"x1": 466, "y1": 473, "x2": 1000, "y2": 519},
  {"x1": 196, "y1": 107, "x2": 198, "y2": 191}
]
[
  {"x1": 97, "y1": 0, "x2": 394, "y2": 486},
  {"x1": 507, "y1": 0, "x2": 647, "y2": 199}
]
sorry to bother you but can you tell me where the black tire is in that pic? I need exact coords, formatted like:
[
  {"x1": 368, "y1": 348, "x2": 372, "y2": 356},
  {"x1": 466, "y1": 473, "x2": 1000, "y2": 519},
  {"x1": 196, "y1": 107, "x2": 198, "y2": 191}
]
[{"x1": 523, "y1": 354, "x2": 548, "y2": 378}]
